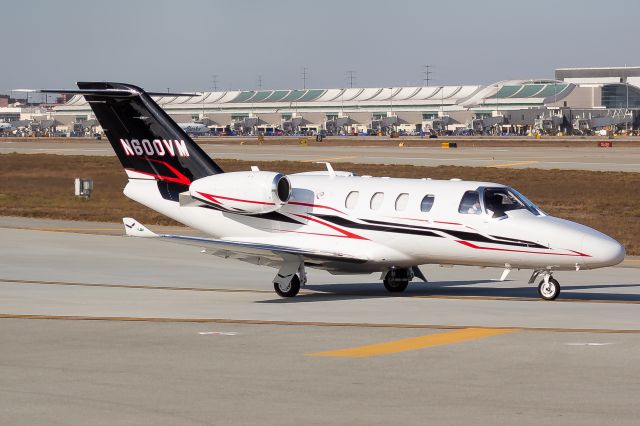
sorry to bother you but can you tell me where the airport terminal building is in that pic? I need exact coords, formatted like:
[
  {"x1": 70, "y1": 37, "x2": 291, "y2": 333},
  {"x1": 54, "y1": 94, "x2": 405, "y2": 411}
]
[{"x1": 38, "y1": 67, "x2": 640, "y2": 135}]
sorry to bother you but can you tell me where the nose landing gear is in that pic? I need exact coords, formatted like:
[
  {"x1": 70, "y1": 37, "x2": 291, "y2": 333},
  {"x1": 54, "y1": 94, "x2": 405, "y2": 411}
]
[
  {"x1": 538, "y1": 276, "x2": 560, "y2": 300},
  {"x1": 530, "y1": 270, "x2": 561, "y2": 300}
]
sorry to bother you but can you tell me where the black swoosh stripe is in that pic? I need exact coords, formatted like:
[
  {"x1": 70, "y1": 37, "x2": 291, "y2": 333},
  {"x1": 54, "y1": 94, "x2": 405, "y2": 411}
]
[
  {"x1": 195, "y1": 197, "x2": 247, "y2": 213},
  {"x1": 443, "y1": 230, "x2": 547, "y2": 249},
  {"x1": 252, "y1": 211, "x2": 305, "y2": 225},
  {"x1": 312, "y1": 215, "x2": 443, "y2": 238},
  {"x1": 335, "y1": 217, "x2": 547, "y2": 249},
  {"x1": 196, "y1": 201, "x2": 304, "y2": 225}
]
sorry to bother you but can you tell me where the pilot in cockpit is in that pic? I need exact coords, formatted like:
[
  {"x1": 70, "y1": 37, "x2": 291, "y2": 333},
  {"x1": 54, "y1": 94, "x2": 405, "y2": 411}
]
[
  {"x1": 468, "y1": 201, "x2": 480, "y2": 214},
  {"x1": 486, "y1": 192, "x2": 507, "y2": 218},
  {"x1": 467, "y1": 197, "x2": 482, "y2": 214}
]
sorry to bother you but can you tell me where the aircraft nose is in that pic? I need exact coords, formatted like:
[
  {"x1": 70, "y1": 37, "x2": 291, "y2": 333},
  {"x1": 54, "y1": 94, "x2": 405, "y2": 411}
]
[{"x1": 582, "y1": 232, "x2": 625, "y2": 268}]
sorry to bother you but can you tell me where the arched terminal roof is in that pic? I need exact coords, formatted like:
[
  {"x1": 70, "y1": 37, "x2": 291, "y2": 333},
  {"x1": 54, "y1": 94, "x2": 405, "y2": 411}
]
[
  {"x1": 61, "y1": 80, "x2": 589, "y2": 114},
  {"x1": 459, "y1": 80, "x2": 575, "y2": 108}
]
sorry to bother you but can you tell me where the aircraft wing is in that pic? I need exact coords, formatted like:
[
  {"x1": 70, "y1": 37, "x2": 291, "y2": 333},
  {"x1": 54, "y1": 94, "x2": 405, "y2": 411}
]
[{"x1": 123, "y1": 218, "x2": 367, "y2": 268}]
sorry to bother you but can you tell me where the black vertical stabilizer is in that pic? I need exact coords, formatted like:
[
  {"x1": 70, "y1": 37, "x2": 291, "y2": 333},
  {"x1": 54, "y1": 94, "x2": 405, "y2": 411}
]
[{"x1": 67, "y1": 82, "x2": 223, "y2": 186}]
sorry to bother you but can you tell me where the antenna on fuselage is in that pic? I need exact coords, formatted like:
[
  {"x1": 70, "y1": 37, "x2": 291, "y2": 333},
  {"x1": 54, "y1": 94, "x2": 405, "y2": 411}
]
[{"x1": 315, "y1": 162, "x2": 336, "y2": 177}]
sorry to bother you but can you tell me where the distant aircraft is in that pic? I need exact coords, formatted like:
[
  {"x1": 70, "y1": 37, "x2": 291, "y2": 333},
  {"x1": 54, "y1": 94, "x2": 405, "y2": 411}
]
[
  {"x1": 178, "y1": 122, "x2": 210, "y2": 135},
  {"x1": 42, "y1": 82, "x2": 626, "y2": 300}
]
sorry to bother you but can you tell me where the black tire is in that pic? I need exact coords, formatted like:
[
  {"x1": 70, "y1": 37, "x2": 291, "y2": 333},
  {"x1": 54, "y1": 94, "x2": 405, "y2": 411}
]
[
  {"x1": 274, "y1": 274, "x2": 300, "y2": 298},
  {"x1": 383, "y1": 278, "x2": 409, "y2": 293},
  {"x1": 538, "y1": 277, "x2": 560, "y2": 301}
]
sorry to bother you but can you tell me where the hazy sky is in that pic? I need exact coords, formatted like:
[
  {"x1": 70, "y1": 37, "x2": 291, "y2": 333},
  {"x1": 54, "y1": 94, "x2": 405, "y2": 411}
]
[{"x1": 3, "y1": 0, "x2": 639, "y2": 97}]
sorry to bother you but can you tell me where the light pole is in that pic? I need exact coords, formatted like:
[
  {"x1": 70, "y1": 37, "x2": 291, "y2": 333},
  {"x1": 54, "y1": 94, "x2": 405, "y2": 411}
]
[
  {"x1": 625, "y1": 65, "x2": 629, "y2": 132},
  {"x1": 626, "y1": 81, "x2": 630, "y2": 133}
]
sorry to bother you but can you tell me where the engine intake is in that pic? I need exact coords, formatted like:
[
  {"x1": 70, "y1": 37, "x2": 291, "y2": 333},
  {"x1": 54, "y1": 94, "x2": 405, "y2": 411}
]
[{"x1": 189, "y1": 171, "x2": 291, "y2": 214}]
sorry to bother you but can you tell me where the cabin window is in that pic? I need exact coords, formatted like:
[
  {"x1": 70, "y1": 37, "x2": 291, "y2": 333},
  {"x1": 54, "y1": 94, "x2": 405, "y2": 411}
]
[
  {"x1": 420, "y1": 195, "x2": 435, "y2": 212},
  {"x1": 459, "y1": 191, "x2": 481, "y2": 214},
  {"x1": 395, "y1": 193, "x2": 409, "y2": 211},
  {"x1": 345, "y1": 191, "x2": 359, "y2": 209},
  {"x1": 370, "y1": 192, "x2": 384, "y2": 210}
]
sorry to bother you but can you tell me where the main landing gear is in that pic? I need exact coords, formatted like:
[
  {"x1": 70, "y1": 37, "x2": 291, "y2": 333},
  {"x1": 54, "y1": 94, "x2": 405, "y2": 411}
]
[
  {"x1": 274, "y1": 274, "x2": 301, "y2": 297},
  {"x1": 273, "y1": 260, "x2": 306, "y2": 298},
  {"x1": 381, "y1": 267, "x2": 426, "y2": 294},
  {"x1": 383, "y1": 274, "x2": 409, "y2": 293},
  {"x1": 529, "y1": 270, "x2": 561, "y2": 301}
]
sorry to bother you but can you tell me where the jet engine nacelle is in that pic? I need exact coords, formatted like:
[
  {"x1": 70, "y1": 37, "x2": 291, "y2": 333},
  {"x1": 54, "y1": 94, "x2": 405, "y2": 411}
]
[{"x1": 189, "y1": 171, "x2": 291, "y2": 214}]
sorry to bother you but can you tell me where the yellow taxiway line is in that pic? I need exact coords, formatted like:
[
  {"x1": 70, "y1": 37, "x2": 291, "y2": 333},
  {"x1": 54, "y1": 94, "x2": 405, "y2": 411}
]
[
  {"x1": 488, "y1": 160, "x2": 539, "y2": 168},
  {"x1": 309, "y1": 328, "x2": 519, "y2": 357}
]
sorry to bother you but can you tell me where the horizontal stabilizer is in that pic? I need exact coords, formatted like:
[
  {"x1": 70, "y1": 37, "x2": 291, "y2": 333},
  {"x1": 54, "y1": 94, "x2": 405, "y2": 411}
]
[
  {"x1": 39, "y1": 88, "x2": 198, "y2": 97},
  {"x1": 123, "y1": 217, "x2": 157, "y2": 237}
]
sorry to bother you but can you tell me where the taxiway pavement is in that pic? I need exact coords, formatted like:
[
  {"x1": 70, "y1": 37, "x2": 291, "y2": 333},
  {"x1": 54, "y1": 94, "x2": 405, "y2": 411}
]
[{"x1": 1, "y1": 220, "x2": 639, "y2": 425}]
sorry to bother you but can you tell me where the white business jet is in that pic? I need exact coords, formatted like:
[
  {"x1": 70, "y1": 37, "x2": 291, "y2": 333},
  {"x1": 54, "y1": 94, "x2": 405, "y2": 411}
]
[{"x1": 42, "y1": 83, "x2": 625, "y2": 300}]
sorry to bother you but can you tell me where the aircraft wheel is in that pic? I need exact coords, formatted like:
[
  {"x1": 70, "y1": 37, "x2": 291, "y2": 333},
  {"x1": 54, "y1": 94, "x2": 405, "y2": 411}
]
[
  {"x1": 383, "y1": 278, "x2": 409, "y2": 293},
  {"x1": 538, "y1": 277, "x2": 560, "y2": 301},
  {"x1": 274, "y1": 274, "x2": 300, "y2": 298}
]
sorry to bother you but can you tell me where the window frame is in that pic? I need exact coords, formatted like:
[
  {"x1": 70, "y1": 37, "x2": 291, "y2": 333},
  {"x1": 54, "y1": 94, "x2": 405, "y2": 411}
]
[
  {"x1": 345, "y1": 190, "x2": 359, "y2": 210},
  {"x1": 395, "y1": 193, "x2": 410, "y2": 212},
  {"x1": 419, "y1": 194, "x2": 435, "y2": 213},
  {"x1": 370, "y1": 192, "x2": 385, "y2": 210}
]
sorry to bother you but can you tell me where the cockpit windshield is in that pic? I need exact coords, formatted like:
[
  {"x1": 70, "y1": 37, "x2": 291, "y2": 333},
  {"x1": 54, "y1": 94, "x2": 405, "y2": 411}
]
[{"x1": 483, "y1": 187, "x2": 542, "y2": 218}]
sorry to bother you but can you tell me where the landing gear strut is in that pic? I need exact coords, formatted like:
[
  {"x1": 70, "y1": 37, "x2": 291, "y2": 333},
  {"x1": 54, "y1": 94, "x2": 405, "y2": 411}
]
[
  {"x1": 530, "y1": 270, "x2": 561, "y2": 301},
  {"x1": 382, "y1": 267, "x2": 413, "y2": 293}
]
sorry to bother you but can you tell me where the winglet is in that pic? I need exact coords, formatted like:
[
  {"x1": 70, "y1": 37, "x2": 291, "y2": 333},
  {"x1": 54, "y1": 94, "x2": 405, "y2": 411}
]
[{"x1": 122, "y1": 217, "x2": 158, "y2": 237}]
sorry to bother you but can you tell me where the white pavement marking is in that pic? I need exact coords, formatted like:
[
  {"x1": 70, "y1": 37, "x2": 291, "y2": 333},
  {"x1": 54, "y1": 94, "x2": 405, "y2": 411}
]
[
  {"x1": 566, "y1": 342, "x2": 614, "y2": 346},
  {"x1": 198, "y1": 331, "x2": 238, "y2": 336}
]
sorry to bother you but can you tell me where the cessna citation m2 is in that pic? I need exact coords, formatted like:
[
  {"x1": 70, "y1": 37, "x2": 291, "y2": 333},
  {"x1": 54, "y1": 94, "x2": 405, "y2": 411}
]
[{"x1": 43, "y1": 82, "x2": 625, "y2": 300}]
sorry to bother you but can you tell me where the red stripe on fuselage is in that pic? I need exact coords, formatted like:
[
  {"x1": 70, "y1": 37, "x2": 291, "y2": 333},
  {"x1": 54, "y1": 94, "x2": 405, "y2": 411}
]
[
  {"x1": 280, "y1": 229, "x2": 361, "y2": 239},
  {"x1": 293, "y1": 214, "x2": 368, "y2": 240},
  {"x1": 456, "y1": 240, "x2": 590, "y2": 257},
  {"x1": 197, "y1": 192, "x2": 275, "y2": 206}
]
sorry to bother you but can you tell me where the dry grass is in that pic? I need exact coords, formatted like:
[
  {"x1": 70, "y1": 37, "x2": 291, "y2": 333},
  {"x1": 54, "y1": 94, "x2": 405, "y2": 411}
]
[{"x1": 1, "y1": 153, "x2": 639, "y2": 254}]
